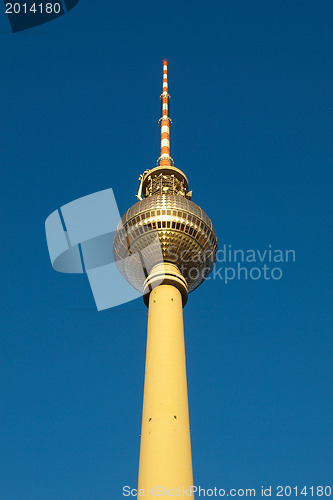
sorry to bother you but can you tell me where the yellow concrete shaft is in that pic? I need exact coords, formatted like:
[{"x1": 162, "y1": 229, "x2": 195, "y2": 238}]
[{"x1": 138, "y1": 284, "x2": 194, "y2": 497}]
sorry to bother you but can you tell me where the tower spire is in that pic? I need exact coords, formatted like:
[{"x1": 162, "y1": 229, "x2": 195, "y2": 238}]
[
  {"x1": 136, "y1": 60, "x2": 192, "y2": 201},
  {"x1": 158, "y1": 59, "x2": 172, "y2": 166}
]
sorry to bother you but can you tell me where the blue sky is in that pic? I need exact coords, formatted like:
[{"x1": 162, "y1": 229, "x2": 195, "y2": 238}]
[{"x1": 0, "y1": 1, "x2": 332, "y2": 498}]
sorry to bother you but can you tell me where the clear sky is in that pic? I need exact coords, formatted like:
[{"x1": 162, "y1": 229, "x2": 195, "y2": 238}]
[{"x1": 0, "y1": 1, "x2": 332, "y2": 498}]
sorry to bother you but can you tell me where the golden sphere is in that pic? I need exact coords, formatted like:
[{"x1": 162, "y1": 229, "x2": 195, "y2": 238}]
[{"x1": 113, "y1": 194, "x2": 217, "y2": 293}]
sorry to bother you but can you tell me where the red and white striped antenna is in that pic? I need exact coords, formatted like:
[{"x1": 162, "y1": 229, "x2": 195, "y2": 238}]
[
  {"x1": 135, "y1": 60, "x2": 192, "y2": 201},
  {"x1": 158, "y1": 59, "x2": 173, "y2": 166}
]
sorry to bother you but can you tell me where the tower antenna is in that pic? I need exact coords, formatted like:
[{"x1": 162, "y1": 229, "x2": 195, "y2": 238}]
[{"x1": 158, "y1": 59, "x2": 173, "y2": 166}]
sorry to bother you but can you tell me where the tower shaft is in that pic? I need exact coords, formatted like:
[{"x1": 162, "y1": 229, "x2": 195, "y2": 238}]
[{"x1": 138, "y1": 269, "x2": 194, "y2": 496}]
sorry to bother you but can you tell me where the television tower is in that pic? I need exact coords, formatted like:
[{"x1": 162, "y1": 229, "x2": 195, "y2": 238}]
[{"x1": 113, "y1": 60, "x2": 218, "y2": 495}]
